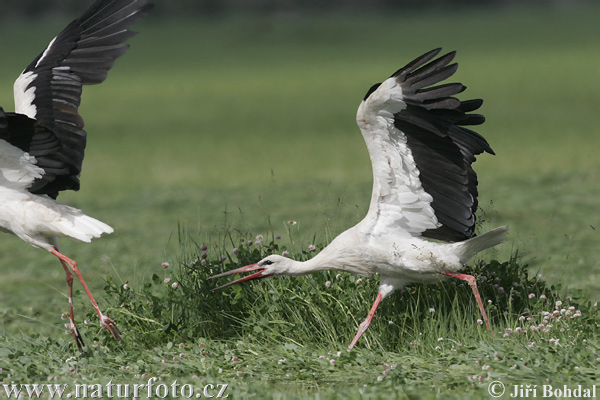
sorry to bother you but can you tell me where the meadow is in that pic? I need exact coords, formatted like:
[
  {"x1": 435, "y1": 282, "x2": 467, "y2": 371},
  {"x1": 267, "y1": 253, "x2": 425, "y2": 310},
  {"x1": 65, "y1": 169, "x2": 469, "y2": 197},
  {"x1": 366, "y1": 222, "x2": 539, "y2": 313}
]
[{"x1": 0, "y1": 4, "x2": 599, "y2": 398}]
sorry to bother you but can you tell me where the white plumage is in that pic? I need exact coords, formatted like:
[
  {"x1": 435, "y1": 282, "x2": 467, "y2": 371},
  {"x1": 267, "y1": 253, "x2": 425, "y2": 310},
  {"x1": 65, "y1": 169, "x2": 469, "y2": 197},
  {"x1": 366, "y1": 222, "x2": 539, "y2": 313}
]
[
  {"x1": 211, "y1": 48, "x2": 508, "y2": 349},
  {"x1": 0, "y1": 0, "x2": 153, "y2": 350}
]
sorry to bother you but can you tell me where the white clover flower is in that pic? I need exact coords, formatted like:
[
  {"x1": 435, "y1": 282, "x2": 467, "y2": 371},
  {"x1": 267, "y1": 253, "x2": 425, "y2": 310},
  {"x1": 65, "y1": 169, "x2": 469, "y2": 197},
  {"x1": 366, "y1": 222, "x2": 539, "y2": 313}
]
[
  {"x1": 555, "y1": 300, "x2": 563, "y2": 309},
  {"x1": 163, "y1": 278, "x2": 171, "y2": 285},
  {"x1": 355, "y1": 278, "x2": 363, "y2": 285},
  {"x1": 325, "y1": 281, "x2": 332, "y2": 288},
  {"x1": 123, "y1": 283, "x2": 130, "y2": 291},
  {"x1": 308, "y1": 244, "x2": 316, "y2": 252},
  {"x1": 336, "y1": 274, "x2": 342, "y2": 280},
  {"x1": 282, "y1": 250, "x2": 290, "y2": 257},
  {"x1": 528, "y1": 293, "x2": 535, "y2": 299},
  {"x1": 171, "y1": 282, "x2": 179, "y2": 290},
  {"x1": 162, "y1": 262, "x2": 169, "y2": 269},
  {"x1": 477, "y1": 319, "x2": 483, "y2": 325}
]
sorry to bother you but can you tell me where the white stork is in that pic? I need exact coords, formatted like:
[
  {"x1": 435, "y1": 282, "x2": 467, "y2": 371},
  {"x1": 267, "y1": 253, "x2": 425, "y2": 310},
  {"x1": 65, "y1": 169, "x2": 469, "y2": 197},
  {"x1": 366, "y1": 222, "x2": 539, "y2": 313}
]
[
  {"x1": 211, "y1": 48, "x2": 508, "y2": 349},
  {"x1": 0, "y1": 0, "x2": 153, "y2": 350}
]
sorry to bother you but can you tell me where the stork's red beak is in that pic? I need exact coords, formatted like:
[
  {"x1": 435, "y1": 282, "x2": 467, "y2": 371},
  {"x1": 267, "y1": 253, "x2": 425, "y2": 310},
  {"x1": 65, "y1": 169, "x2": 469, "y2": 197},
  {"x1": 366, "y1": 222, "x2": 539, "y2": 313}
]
[{"x1": 209, "y1": 263, "x2": 270, "y2": 290}]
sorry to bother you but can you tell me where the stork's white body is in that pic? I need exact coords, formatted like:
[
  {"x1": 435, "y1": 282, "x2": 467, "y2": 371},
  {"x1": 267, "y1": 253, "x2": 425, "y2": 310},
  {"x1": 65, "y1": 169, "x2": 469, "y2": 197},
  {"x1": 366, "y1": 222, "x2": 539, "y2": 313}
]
[
  {"x1": 0, "y1": 186, "x2": 112, "y2": 252},
  {"x1": 0, "y1": 140, "x2": 111, "y2": 250},
  {"x1": 212, "y1": 48, "x2": 508, "y2": 349},
  {"x1": 268, "y1": 219, "x2": 506, "y2": 286}
]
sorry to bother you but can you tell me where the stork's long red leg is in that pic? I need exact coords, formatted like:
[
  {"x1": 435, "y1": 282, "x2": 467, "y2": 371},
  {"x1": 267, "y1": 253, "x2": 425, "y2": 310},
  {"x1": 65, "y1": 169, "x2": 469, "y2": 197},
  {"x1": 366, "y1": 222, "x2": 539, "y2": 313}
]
[
  {"x1": 443, "y1": 271, "x2": 491, "y2": 330},
  {"x1": 348, "y1": 292, "x2": 383, "y2": 350},
  {"x1": 51, "y1": 249, "x2": 122, "y2": 342},
  {"x1": 59, "y1": 258, "x2": 85, "y2": 351}
]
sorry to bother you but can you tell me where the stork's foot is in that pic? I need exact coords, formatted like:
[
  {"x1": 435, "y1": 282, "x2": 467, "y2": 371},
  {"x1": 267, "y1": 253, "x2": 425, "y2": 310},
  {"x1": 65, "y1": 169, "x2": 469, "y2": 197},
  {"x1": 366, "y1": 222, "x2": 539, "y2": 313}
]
[
  {"x1": 99, "y1": 314, "x2": 123, "y2": 342},
  {"x1": 347, "y1": 292, "x2": 384, "y2": 350},
  {"x1": 348, "y1": 320, "x2": 371, "y2": 350},
  {"x1": 68, "y1": 319, "x2": 85, "y2": 352}
]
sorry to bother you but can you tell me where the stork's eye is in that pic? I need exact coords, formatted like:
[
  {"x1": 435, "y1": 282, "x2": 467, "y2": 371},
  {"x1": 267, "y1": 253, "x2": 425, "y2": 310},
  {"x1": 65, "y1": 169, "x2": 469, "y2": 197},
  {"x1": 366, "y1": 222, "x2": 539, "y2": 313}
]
[{"x1": 261, "y1": 260, "x2": 273, "y2": 266}]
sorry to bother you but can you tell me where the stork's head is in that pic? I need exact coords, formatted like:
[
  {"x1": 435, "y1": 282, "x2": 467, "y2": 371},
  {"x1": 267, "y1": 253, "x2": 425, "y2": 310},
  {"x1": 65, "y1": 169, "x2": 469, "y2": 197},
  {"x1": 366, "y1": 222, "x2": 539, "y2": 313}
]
[{"x1": 209, "y1": 254, "x2": 297, "y2": 290}]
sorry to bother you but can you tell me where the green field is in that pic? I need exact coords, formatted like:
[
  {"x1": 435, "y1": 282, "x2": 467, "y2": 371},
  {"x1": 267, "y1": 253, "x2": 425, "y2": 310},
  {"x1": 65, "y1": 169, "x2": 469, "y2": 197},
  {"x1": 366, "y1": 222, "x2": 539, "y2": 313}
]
[{"x1": 1, "y1": 5, "x2": 599, "y2": 399}]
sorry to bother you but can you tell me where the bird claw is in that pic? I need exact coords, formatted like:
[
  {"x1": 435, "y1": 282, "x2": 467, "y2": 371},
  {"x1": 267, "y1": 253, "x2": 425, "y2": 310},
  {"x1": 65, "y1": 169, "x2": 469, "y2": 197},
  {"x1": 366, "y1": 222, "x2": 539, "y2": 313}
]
[
  {"x1": 100, "y1": 315, "x2": 123, "y2": 342},
  {"x1": 68, "y1": 320, "x2": 85, "y2": 352}
]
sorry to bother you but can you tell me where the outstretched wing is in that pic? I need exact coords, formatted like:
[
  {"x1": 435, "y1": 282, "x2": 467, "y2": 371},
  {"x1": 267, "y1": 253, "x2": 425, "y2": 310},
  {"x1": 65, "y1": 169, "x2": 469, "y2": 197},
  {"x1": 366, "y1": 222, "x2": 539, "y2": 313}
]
[
  {"x1": 11, "y1": 0, "x2": 153, "y2": 198},
  {"x1": 356, "y1": 48, "x2": 493, "y2": 242}
]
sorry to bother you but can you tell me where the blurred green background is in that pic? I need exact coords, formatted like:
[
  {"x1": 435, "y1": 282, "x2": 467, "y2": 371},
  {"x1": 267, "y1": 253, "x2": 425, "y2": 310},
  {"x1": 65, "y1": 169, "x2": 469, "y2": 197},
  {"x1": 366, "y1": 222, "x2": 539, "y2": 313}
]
[{"x1": 0, "y1": 1, "x2": 599, "y2": 336}]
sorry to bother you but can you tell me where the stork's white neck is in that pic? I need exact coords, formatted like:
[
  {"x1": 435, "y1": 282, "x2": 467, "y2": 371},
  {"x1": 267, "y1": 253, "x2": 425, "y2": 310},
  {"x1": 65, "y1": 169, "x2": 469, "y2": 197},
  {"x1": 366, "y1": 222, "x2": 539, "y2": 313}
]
[{"x1": 285, "y1": 228, "x2": 371, "y2": 277}]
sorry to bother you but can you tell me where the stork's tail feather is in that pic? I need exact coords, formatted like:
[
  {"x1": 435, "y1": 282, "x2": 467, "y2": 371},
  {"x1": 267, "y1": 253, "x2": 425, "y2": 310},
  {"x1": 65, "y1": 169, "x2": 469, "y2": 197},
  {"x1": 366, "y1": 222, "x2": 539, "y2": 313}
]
[
  {"x1": 455, "y1": 226, "x2": 508, "y2": 262},
  {"x1": 60, "y1": 213, "x2": 114, "y2": 243}
]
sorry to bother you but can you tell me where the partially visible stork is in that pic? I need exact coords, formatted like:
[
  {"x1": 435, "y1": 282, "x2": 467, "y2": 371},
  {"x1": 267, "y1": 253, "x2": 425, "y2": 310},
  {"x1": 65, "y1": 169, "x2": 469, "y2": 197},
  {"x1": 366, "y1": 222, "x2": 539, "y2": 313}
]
[
  {"x1": 211, "y1": 48, "x2": 508, "y2": 349},
  {"x1": 0, "y1": 0, "x2": 153, "y2": 350}
]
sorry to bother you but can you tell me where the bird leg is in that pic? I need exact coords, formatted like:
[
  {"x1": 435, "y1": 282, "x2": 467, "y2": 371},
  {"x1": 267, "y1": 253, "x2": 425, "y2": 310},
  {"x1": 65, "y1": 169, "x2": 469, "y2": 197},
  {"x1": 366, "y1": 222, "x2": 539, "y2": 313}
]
[
  {"x1": 51, "y1": 249, "x2": 123, "y2": 342},
  {"x1": 348, "y1": 292, "x2": 383, "y2": 350},
  {"x1": 443, "y1": 271, "x2": 491, "y2": 330},
  {"x1": 59, "y1": 258, "x2": 85, "y2": 351}
]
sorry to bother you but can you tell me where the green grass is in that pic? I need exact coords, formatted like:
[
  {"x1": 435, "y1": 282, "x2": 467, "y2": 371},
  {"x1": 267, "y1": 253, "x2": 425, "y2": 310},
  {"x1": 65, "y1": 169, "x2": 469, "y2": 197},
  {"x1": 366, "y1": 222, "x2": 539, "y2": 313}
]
[{"x1": 1, "y1": 5, "x2": 600, "y2": 398}]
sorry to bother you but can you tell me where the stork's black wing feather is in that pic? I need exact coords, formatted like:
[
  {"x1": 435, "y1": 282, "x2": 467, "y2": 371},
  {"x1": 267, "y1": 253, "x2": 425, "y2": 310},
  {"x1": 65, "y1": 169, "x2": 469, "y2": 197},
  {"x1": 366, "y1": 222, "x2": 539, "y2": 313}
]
[
  {"x1": 392, "y1": 49, "x2": 494, "y2": 241},
  {"x1": 11, "y1": 0, "x2": 153, "y2": 198}
]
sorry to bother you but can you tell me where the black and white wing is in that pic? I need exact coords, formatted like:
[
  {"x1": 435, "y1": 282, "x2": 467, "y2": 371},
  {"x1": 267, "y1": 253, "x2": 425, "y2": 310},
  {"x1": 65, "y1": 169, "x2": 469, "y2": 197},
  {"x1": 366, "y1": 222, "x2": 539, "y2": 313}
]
[
  {"x1": 9, "y1": 0, "x2": 153, "y2": 198},
  {"x1": 357, "y1": 48, "x2": 493, "y2": 242}
]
